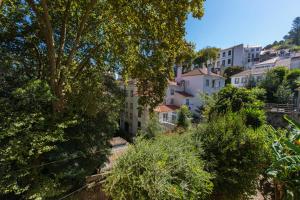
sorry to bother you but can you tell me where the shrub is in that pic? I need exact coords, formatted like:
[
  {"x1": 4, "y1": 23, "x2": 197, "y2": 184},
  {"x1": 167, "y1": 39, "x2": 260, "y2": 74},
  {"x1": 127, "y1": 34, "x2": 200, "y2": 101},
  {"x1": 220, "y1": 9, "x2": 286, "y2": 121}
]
[
  {"x1": 207, "y1": 85, "x2": 266, "y2": 128},
  {"x1": 243, "y1": 108, "x2": 266, "y2": 128},
  {"x1": 177, "y1": 105, "x2": 192, "y2": 129},
  {"x1": 138, "y1": 115, "x2": 164, "y2": 139},
  {"x1": 104, "y1": 135, "x2": 213, "y2": 200},
  {"x1": 193, "y1": 112, "x2": 272, "y2": 200}
]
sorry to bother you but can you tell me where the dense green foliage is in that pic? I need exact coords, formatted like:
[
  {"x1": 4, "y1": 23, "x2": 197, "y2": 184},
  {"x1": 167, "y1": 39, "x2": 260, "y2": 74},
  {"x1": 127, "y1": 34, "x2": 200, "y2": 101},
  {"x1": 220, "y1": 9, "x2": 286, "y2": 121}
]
[
  {"x1": 267, "y1": 116, "x2": 300, "y2": 200},
  {"x1": 193, "y1": 112, "x2": 272, "y2": 200},
  {"x1": 223, "y1": 66, "x2": 244, "y2": 84},
  {"x1": 193, "y1": 47, "x2": 220, "y2": 68},
  {"x1": 0, "y1": 73, "x2": 122, "y2": 199},
  {"x1": 284, "y1": 17, "x2": 300, "y2": 46},
  {"x1": 259, "y1": 67, "x2": 299, "y2": 103},
  {"x1": 177, "y1": 105, "x2": 192, "y2": 129},
  {"x1": 207, "y1": 85, "x2": 266, "y2": 127},
  {"x1": 138, "y1": 115, "x2": 164, "y2": 139},
  {"x1": 104, "y1": 135, "x2": 213, "y2": 200},
  {"x1": 274, "y1": 81, "x2": 293, "y2": 104},
  {"x1": 209, "y1": 85, "x2": 265, "y2": 114},
  {"x1": 0, "y1": 0, "x2": 205, "y2": 198},
  {"x1": 286, "y1": 69, "x2": 300, "y2": 93}
]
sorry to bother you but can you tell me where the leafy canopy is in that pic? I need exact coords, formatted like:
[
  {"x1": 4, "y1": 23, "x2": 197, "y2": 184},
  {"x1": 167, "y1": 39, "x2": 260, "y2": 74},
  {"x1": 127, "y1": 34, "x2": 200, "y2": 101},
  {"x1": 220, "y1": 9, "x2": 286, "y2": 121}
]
[
  {"x1": 104, "y1": 135, "x2": 213, "y2": 200},
  {"x1": 193, "y1": 112, "x2": 273, "y2": 200},
  {"x1": 0, "y1": 0, "x2": 206, "y2": 198}
]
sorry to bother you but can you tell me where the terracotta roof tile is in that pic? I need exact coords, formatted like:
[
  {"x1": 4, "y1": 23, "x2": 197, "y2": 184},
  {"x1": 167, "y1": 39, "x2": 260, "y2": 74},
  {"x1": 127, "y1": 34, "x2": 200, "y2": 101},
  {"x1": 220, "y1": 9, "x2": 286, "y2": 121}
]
[
  {"x1": 181, "y1": 68, "x2": 224, "y2": 78},
  {"x1": 154, "y1": 105, "x2": 180, "y2": 113}
]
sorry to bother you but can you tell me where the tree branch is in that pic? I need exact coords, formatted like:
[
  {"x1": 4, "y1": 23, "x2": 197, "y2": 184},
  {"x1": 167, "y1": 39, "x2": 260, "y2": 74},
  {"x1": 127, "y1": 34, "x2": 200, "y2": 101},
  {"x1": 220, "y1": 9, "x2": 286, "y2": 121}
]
[
  {"x1": 27, "y1": 0, "x2": 57, "y2": 91},
  {"x1": 73, "y1": 43, "x2": 102, "y2": 79},
  {"x1": 56, "y1": 0, "x2": 71, "y2": 68},
  {"x1": 65, "y1": 0, "x2": 97, "y2": 69}
]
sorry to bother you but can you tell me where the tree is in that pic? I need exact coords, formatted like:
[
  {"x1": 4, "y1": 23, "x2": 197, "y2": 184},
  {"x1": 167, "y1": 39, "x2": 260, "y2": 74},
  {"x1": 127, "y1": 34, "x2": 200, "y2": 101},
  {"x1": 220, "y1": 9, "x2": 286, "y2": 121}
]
[
  {"x1": 104, "y1": 135, "x2": 213, "y2": 200},
  {"x1": 193, "y1": 112, "x2": 272, "y2": 199},
  {"x1": 208, "y1": 85, "x2": 265, "y2": 115},
  {"x1": 286, "y1": 69, "x2": 300, "y2": 94},
  {"x1": 138, "y1": 115, "x2": 164, "y2": 139},
  {"x1": 0, "y1": 0, "x2": 206, "y2": 198},
  {"x1": 177, "y1": 105, "x2": 192, "y2": 129},
  {"x1": 274, "y1": 82, "x2": 293, "y2": 104},
  {"x1": 259, "y1": 67, "x2": 289, "y2": 102},
  {"x1": 175, "y1": 41, "x2": 196, "y2": 73},
  {"x1": 206, "y1": 85, "x2": 266, "y2": 128},
  {"x1": 223, "y1": 66, "x2": 244, "y2": 84},
  {"x1": 193, "y1": 47, "x2": 220, "y2": 68},
  {"x1": 284, "y1": 17, "x2": 300, "y2": 46}
]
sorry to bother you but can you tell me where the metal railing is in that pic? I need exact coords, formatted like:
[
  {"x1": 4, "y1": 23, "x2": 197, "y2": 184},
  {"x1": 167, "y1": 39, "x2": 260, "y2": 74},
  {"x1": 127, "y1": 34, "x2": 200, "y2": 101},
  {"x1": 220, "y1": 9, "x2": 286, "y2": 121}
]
[{"x1": 265, "y1": 103, "x2": 297, "y2": 114}]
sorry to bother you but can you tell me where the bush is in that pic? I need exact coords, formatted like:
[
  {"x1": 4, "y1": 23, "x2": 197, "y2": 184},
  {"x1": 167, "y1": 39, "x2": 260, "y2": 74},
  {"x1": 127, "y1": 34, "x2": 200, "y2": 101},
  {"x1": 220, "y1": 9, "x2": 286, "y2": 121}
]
[
  {"x1": 138, "y1": 115, "x2": 164, "y2": 139},
  {"x1": 193, "y1": 112, "x2": 272, "y2": 200},
  {"x1": 243, "y1": 108, "x2": 266, "y2": 128},
  {"x1": 207, "y1": 85, "x2": 266, "y2": 128},
  {"x1": 104, "y1": 135, "x2": 213, "y2": 200},
  {"x1": 177, "y1": 105, "x2": 192, "y2": 129}
]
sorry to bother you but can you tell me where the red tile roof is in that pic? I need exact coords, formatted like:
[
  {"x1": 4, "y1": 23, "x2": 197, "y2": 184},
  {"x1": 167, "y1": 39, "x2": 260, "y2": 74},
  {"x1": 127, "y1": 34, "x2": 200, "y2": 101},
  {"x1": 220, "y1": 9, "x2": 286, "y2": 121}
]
[
  {"x1": 154, "y1": 105, "x2": 180, "y2": 113},
  {"x1": 182, "y1": 68, "x2": 223, "y2": 78},
  {"x1": 176, "y1": 91, "x2": 193, "y2": 97}
]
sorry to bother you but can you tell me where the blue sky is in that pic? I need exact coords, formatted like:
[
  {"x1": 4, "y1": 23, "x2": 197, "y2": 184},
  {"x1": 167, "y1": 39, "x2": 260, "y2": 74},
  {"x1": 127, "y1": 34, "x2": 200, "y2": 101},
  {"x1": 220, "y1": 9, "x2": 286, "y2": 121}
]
[{"x1": 185, "y1": 0, "x2": 300, "y2": 50}]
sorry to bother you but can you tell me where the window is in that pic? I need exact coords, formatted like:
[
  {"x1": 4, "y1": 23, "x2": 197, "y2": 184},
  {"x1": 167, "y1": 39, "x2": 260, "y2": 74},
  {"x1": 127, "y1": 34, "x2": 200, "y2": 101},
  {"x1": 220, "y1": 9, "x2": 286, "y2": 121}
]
[
  {"x1": 130, "y1": 103, "x2": 133, "y2": 109},
  {"x1": 241, "y1": 77, "x2": 247, "y2": 83},
  {"x1": 228, "y1": 59, "x2": 231, "y2": 65},
  {"x1": 248, "y1": 58, "x2": 251, "y2": 63},
  {"x1": 206, "y1": 79, "x2": 209, "y2": 87},
  {"x1": 228, "y1": 50, "x2": 232, "y2": 56},
  {"x1": 219, "y1": 81, "x2": 221, "y2": 87},
  {"x1": 125, "y1": 90, "x2": 128, "y2": 97},
  {"x1": 172, "y1": 112, "x2": 177, "y2": 123},
  {"x1": 130, "y1": 90, "x2": 133, "y2": 97},
  {"x1": 130, "y1": 113, "x2": 133, "y2": 120},
  {"x1": 256, "y1": 53, "x2": 259, "y2": 58},
  {"x1": 138, "y1": 121, "x2": 141, "y2": 128},
  {"x1": 252, "y1": 54, "x2": 254, "y2": 59},
  {"x1": 163, "y1": 113, "x2": 168, "y2": 122},
  {"x1": 256, "y1": 76, "x2": 262, "y2": 82},
  {"x1": 251, "y1": 48, "x2": 254, "y2": 52},
  {"x1": 222, "y1": 52, "x2": 226, "y2": 57},
  {"x1": 185, "y1": 99, "x2": 190, "y2": 106},
  {"x1": 222, "y1": 60, "x2": 225, "y2": 66},
  {"x1": 138, "y1": 109, "x2": 142, "y2": 118},
  {"x1": 256, "y1": 48, "x2": 260, "y2": 51},
  {"x1": 212, "y1": 80, "x2": 215, "y2": 88},
  {"x1": 125, "y1": 103, "x2": 128, "y2": 109},
  {"x1": 234, "y1": 78, "x2": 240, "y2": 84},
  {"x1": 170, "y1": 98, "x2": 174, "y2": 105},
  {"x1": 170, "y1": 89, "x2": 175, "y2": 95}
]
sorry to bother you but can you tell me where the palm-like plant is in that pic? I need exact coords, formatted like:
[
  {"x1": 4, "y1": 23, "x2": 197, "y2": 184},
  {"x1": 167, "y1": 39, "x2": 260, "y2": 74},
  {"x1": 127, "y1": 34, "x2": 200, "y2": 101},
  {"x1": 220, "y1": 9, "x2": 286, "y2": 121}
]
[{"x1": 267, "y1": 116, "x2": 300, "y2": 200}]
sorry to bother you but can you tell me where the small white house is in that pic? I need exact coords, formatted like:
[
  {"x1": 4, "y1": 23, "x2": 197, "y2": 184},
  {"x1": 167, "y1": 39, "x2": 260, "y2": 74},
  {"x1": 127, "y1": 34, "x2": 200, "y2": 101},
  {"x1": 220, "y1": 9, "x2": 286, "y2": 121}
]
[{"x1": 120, "y1": 67, "x2": 225, "y2": 135}]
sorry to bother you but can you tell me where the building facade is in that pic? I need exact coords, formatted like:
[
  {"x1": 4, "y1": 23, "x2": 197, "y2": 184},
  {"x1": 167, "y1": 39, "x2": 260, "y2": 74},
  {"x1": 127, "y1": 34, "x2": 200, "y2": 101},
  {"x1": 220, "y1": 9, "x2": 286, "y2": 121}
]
[
  {"x1": 120, "y1": 67, "x2": 225, "y2": 135},
  {"x1": 217, "y1": 44, "x2": 262, "y2": 71},
  {"x1": 230, "y1": 55, "x2": 300, "y2": 88}
]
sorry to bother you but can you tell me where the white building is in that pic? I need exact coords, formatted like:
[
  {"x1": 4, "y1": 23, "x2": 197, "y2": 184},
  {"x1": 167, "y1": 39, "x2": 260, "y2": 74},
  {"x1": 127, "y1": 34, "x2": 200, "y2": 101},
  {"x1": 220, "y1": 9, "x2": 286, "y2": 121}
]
[
  {"x1": 120, "y1": 67, "x2": 225, "y2": 135},
  {"x1": 230, "y1": 54, "x2": 300, "y2": 88},
  {"x1": 217, "y1": 44, "x2": 262, "y2": 70}
]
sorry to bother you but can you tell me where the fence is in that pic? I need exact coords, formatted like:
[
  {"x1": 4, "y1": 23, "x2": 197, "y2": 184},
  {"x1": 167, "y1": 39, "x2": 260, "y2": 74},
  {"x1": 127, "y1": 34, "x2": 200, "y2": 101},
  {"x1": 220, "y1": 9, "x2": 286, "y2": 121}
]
[{"x1": 264, "y1": 103, "x2": 297, "y2": 114}]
